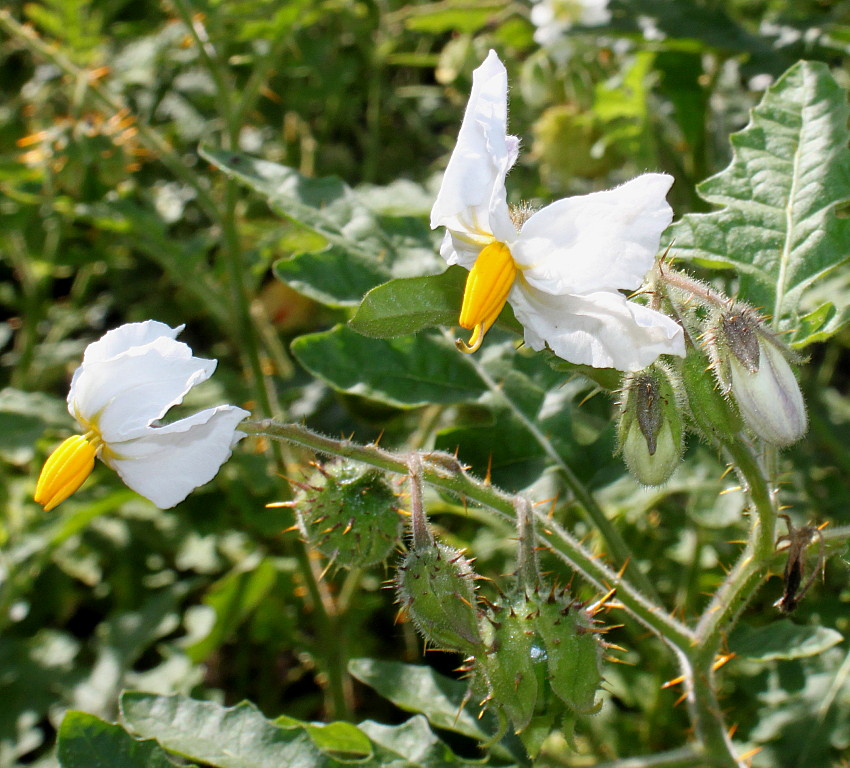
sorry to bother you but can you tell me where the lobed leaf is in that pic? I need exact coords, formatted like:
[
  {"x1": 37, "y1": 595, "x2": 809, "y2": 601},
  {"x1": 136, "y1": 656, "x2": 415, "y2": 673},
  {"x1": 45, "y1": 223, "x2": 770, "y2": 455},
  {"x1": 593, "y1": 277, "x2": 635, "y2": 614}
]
[
  {"x1": 120, "y1": 692, "x2": 482, "y2": 768},
  {"x1": 347, "y1": 659, "x2": 497, "y2": 743},
  {"x1": 668, "y1": 61, "x2": 850, "y2": 347}
]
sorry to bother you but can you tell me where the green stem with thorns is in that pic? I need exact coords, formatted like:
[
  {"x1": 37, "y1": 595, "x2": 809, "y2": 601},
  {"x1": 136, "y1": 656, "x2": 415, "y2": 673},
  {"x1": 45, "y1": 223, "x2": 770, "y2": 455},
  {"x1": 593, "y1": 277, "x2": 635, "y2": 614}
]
[
  {"x1": 456, "y1": 339, "x2": 663, "y2": 603},
  {"x1": 242, "y1": 420, "x2": 695, "y2": 651}
]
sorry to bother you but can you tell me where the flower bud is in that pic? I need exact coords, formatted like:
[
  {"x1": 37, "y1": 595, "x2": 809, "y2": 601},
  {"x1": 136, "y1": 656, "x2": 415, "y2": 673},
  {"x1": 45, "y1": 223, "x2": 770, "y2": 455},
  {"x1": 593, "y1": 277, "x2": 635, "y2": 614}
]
[
  {"x1": 474, "y1": 595, "x2": 541, "y2": 735},
  {"x1": 713, "y1": 311, "x2": 807, "y2": 447},
  {"x1": 617, "y1": 366, "x2": 683, "y2": 485},
  {"x1": 527, "y1": 584, "x2": 602, "y2": 715}
]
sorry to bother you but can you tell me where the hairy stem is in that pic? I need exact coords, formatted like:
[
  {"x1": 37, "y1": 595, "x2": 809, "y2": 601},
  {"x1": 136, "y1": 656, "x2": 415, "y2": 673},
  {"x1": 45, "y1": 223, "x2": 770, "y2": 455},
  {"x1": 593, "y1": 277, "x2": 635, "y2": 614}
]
[{"x1": 243, "y1": 420, "x2": 695, "y2": 651}]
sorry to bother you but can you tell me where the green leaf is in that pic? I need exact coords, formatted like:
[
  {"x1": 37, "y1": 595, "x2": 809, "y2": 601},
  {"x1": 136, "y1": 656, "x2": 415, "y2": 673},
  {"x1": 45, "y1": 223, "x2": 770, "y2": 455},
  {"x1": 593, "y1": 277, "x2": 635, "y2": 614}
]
[
  {"x1": 349, "y1": 268, "x2": 465, "y2": 337},
  {"x1": 730, "y1": 619, "x2": 844, "y2": 661},
  {"x1": 349, "y1": 267, "x2": 523, "y2": 339},
  {"x1": 57, "y1": 711, "x2": 177, "y2": 768},
  {"x1": 358, "y1": 716, "x2": 503, "y2": 767},
  {"x1": 347, "y1": 659, "x2": 498, "y2": 743},
  {"x1": 275, "y1": 247, "x2": 391, "y2": 308},
  {"x1": 120, "y1": 693, "x2": 335, "y2": 768},
  {"x1": 201, "y1": 147, "x2": 440, "y2": 308},
  {"x1": 291, "y1": 326, "x2": 485, "y2": 408},
  {"x1": 668, "y1": 61, "x2": 850, "y2": 347},
  {"x1": 303, "y1": 722, "x2": 372, "y2": 760},
  {"x1": 400, "y1": 1, "x2": 508, "y2": 33}
]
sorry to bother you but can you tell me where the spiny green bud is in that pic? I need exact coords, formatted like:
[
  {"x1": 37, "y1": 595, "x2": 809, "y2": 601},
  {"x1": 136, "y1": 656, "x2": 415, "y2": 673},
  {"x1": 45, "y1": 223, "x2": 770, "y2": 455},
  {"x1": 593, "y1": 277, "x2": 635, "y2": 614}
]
[
  {"x1": 681, "y1": 351, "x2": 742, "y2": 443},
  {"x1": 527, "y1": 584, "x2": 603, "y2": 715},
  {"x1": 395, "y1": 542, "x2": 484, "y2": 655},
  {"x1": 617, "y1": 366, "x2": 683, "y2": 486},
  {"x1": 475, "y1": 594, "x2": 541, "y2": 734},
  {"x1": 295, "y1": 460, "x2": 401, "y2": 569},
  {"x1": 709, "y1": 309, "x2": 807, "y2": 446}
]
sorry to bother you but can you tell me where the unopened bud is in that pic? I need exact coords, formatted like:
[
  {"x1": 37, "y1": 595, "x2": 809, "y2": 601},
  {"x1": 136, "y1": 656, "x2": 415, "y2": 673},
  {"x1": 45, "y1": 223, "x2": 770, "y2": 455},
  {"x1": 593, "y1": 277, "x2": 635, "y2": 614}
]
[
  {"x1": 713, "y1": 310, "x2": 807, "y2": 447},
  {"x1": 617, "y1": 366, "x2": 683, "y2": 485}
]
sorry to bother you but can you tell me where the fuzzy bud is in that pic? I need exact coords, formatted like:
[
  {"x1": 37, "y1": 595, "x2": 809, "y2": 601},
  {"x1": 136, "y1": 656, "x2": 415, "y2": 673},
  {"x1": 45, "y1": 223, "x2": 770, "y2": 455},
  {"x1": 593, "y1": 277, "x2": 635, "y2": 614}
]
[
  {"x1": 712, "y1": 311, "x2": 807, "y2": 447},
  {"x1": 617, "y1": 366, "x2": 683, "y2": 485},
  {"x1": 396, "y1": 542, "x2": 484, "y2": 655}
]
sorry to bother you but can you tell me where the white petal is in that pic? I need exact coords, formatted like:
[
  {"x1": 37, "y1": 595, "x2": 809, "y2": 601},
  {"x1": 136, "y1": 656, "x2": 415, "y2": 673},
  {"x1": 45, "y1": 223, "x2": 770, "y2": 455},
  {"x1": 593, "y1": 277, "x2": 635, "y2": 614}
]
[
  {"x1": 439, "y1": 231, "x2": 486, "y2": 270},
  {"x1": 81, "y1": 320, "x2": 184, "y2": 364},
  {"x1": 70, "y1": 336, "x2": 216, "y2": 442},
  {"x1": 103, "y1": 406, "x2": 250, "y2": 508},
  {"x1": 510, "y1": 283, "x2": 685, "y2": 371},
  {"x1": 430, "y1": 50, "x2": 517, "y2": 251},
  {"x1": 512, "y1": 174, "x2": 674, "y2": 294}
]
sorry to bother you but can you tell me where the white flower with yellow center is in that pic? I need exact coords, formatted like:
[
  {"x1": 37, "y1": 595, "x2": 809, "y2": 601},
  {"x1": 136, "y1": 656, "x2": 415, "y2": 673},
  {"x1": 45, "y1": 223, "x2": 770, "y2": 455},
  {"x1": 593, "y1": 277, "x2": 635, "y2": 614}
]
[
  {"x1": 431, "y1": 50, "x2": 685, "y2": 371},
  {"x1": 34, "y1": 321, "x2": 249, "y2": 511}
]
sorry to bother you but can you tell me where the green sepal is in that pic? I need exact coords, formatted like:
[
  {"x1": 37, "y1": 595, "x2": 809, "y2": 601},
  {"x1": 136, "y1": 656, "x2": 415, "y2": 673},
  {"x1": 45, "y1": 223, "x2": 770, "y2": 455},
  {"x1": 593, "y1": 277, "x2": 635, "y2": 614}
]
[
  {"x1": 295, "y1": 461, "x2": 401, "y2": 569},
  {"x1": 396, "y1": 543, "x2": 484, "y2": 655}
]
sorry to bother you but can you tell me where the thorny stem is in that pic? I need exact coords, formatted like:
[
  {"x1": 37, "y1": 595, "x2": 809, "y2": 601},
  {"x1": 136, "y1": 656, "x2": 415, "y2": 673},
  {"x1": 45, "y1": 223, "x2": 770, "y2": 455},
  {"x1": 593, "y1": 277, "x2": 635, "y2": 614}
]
[
  {"x1": 457, "y1": 343, "x2": 663, "y2": 603},
  {"x1": 242, "y1": 420, "x2": 696, "y2": 651},
  {"x1": 514, "y1": 497, "x2": 540, "y2": 593},
  {"x1": 694, "y1": 439, "x2": 776, "y2": 662},
  {"x1": 407, "y1": 453, "x2": 433, "y2": 550},
  {"x1": 683, "y1": 438, "x2": 778, "y2": 768}
]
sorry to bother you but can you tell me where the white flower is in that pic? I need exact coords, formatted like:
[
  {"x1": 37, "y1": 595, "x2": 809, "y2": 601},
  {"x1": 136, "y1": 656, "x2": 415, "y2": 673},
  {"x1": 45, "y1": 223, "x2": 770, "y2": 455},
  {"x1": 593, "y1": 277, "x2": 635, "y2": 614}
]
[
  {"x1": 35, "y1": 321, "x2": 249, "y2": 511},
  {"x1": 430, "y1": 50, "x2": 685, "y2": 371}
]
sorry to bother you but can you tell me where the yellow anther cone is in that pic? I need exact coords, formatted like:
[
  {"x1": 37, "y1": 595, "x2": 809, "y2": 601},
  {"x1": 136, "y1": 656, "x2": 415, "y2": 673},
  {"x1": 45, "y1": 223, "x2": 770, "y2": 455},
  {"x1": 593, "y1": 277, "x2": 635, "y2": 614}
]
[
  {"x1": 457, "y1": 241, "x2": 516, "y2": 353},
  {"x1": 34, "y1": 434, "x2": 99, "y2": 512}
]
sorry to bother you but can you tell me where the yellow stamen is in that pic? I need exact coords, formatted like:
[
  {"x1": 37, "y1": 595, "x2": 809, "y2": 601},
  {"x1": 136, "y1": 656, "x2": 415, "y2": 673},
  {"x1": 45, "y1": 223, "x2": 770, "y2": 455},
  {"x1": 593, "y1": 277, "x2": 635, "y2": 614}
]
[
  {"x1": 34, "y1": 434, "x2": 100, "y2": 512},
  {"x1": 457, "y1": 241, "x2": 517, "y2": 354}
]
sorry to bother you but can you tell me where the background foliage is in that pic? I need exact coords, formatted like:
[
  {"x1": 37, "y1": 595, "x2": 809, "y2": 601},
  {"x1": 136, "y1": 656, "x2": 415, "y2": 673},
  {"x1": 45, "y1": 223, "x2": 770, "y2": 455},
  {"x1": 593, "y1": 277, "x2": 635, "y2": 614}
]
[{"x1": 2, "y1": 1, "x2": 850, "y2": 766}]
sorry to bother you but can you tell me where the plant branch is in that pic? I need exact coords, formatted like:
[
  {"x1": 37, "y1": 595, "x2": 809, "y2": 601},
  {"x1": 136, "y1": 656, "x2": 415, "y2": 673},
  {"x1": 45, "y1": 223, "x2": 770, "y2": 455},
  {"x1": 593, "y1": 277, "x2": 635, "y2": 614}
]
[
  {"x1": 586, "y1": 745, "x2": 707, "y2": 768},
  {"x1": 457, "y1": 342, "x2": 662, "y2": 603},
  {"x1": 243, "y1": 420, "x2": 695, "y2": 651}
]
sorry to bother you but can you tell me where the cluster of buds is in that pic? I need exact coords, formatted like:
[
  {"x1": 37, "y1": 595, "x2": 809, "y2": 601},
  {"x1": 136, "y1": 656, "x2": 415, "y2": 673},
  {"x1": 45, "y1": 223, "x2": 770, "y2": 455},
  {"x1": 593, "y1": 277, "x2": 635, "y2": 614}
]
[
  {"x1": 644, "y1": 266, "x2": 809, "y2": 455},
  {"x1": 469, "y1": 581, "x2": 604, "y2": 753},
  {"x1": 396, "y1": 488, "x2": 604, "y2": 754}
]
